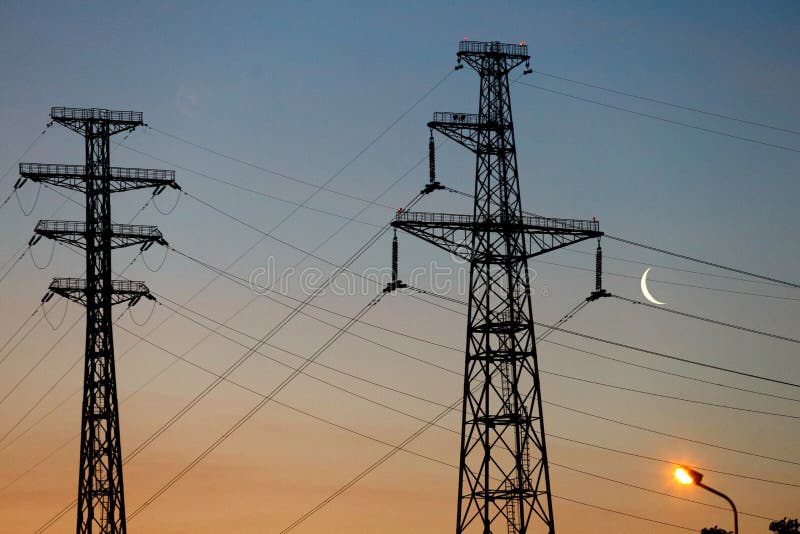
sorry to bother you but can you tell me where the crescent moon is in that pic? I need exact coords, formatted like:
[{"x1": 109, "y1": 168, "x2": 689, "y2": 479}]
[{"x1": 640, "y1": 267, "x2": 665, "y2": 305}]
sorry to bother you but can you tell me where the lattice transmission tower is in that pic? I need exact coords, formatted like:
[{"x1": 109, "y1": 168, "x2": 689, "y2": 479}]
[
  {"x1": 18, "y1": 107, "x2": 178, "y2": 533},
  {"x1": 393, "y1": 41, "x2": 602, "y2": 533}
]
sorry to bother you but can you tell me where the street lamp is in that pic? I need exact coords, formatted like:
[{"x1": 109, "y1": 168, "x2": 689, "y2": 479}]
[{"x1": 674, "y1": 466, "x2": 739, "y2": 534}]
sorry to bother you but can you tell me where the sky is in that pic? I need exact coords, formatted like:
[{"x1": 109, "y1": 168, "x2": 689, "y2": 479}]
[{"x1": 0, "y1": 1, "x2": 798, "y2": 533}]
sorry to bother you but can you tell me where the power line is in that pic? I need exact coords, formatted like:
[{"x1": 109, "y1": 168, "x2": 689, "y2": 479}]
[
  {"x1": 18, "y1": 284, "x2": 792, "y2": 532},
  {"x1": 549, "y1": 432, "x2": 800, "y2": 488},
  {"x1": 119, "y1": 144, "x2": 384, "y2": 228},
  {"x1": 544, "y1": 369, "x2": 800, "y2": 420},
  {"x1": 515, "y1": 80, "x2": 800, "y2": 154},
  {"x1": 145, "y1": 69, "x2": 453, "y2": 212},
  {"x1": 16, "y1": 139, "x2": 430, "y2": 470},
  {"x1": 112, "y1": 318, "x2": 733, "y2": 530},
  {"x1": 542, "y1": 339, "x2": 800, "y2": 404},
  {"x1": 0, "y1": 124, "x2": 52, "y2": 188},
  {"x1": 127, "y1": 292, "x2": 388, "y2": 522},
  {"x1": 551, "y1": 494, "x2": 695, "y2": 532},
  {"x1": 605, "y1": 234, "x2": 800, "y2": 289},
  {"x1": 408, "y1": 284, "x2": 800, "y2": 389},
  {"x1": 158, "y1": 290, "x2": 800, "y2": 467},
  {"x1": 535, "y1": 257, "x2": 800, "y2": 302},
  {"x1": 532, "y1": 69, "x2": 800, "y2": 136},
  {"x1": 564, "y1": 247, "x2": 793, "y2": 289},
  {"x1": 611, "y1": 293, "x2": 800, "y2": 344},
  {"x1": 546, "y1": 400, "x2": 799, "y2": 465},
  {"x1": 30, "y1": 71, "x2": 454, "y2": 531},
  {"x1": 441, "y1": 186, "x2": 800, "y2": 291},
  {"x1": 169, "y1": 246, "x2": 800, "y2": 415},
  {"x1": 36, "y1": 186, "x2": 422, "y2": 531}
]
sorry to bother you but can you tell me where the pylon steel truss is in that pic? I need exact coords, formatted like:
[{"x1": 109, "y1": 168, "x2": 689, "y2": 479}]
[
  {"x1": 20, "y1": 107, "x2": 178, "y2": 534},
  {"x1": 393, "y1": 41, "x2": 601, "y2": 534}
]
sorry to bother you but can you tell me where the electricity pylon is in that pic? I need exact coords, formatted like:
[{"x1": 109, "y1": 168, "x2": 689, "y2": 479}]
[
  {"x1": 393, "y1": 41, "x2": 602, "y2": 533},
  {"x1": 18, "y1": 107, "x2": 178, "y2": 533}
]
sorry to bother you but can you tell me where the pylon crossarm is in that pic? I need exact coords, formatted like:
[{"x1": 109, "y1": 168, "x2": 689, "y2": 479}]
[
  {"x1": 49, "y1": 277, "x2": 151, "y2": 306},
  {"x1": 35, "y1": 220, "x2": 167, "y2": 250},
  {"x1": 456, "y1": 40, "x2": 529, "y2": 74},
  {"x1": 19, "y1": 163, "x2": 177, "y2": 193},
  {"x1": 50, "y1": 107, "x2": 143, "y2": 136},
  {"x1": 428, "y1": 112, "x2": 509, "y2": 152},
  {"x1": 393, "y1": 210, "x2": 601, "y2": 261}
]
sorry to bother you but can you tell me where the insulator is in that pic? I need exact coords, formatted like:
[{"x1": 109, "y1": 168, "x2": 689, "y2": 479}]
[
  {"x1": 28, "y1": 234, "x2": 42, "y2": 246},
  {"x1": 41, "y1": 291, "x2": 54, "y2": 303},
  {"x1": 392, "y1": 230, "x2": 399, "y2": 282},
  {"x1": 428, "y1": 132, "x2": 436, "y2": 185},
  {"x1": 595, "y1": 240, "x2": 603, "y2": 291},
  {"x1": 14, "y1": 177, "x2": 27, "y2": 190},
  {"x1": 153, "y1": 185, "x2": 166, "y2": 196}
]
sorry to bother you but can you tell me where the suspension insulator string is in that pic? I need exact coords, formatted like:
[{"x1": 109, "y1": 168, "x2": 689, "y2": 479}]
[{"x1": 428, "y1": 130, "x2": 436, "y2": 185}]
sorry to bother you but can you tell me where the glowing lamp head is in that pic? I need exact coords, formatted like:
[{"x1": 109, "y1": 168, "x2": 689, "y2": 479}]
[{"x1": 675, "y1": 466, "x2": 702, "y2": 485}]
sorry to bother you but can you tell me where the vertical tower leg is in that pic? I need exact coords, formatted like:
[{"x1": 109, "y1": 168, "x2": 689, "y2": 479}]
[{"x1": 77, "y1": 122, "x2": 126, "y2": 534}]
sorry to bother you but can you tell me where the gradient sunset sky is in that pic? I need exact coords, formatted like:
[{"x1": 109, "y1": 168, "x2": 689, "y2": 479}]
[{"x1": 0, "y1": 1, "x2": 798, "y2": 533}]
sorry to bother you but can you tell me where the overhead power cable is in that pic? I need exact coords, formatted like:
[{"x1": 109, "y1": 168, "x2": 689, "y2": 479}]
[
  {"x1": 169, "y1": 246, "x2": 800, "y2": 412},
  {"x1": 145, "y1": 69, "x2": 453, "y2": 212},
  {"x1": 408, "y1": 285, "x2": 800, "y2": 389},
  {"x1": 515, "y1": 80, "x2": 800, "y2": 154},
  {"x1": 114, "y1": 316, "x2": 737, "y2": 530},
  {"x1": 119, "y1": 144, "x2": 383, "y2": 228},
  {"x1": 441, "y1": 185, "x2": 800, "y2": 291},
  {"x1": 548, "y1": 400, "x2": 800, "y2": 465},
  {"x1": 536, "y1": 257, "x2": 800, "y2": 302},
  {"x1": 532, "y1": 69, "x2": 800, "y2": 136},
  {"x1": 565, "y1": 247, "x2": 796, "y2": 288},
  {"x1": 158, "y1": 290, "x2": 800, "y2": 464},
  {"x1": 0, "y1": 124, "x2": 52, "y2": 188},
  {"x1": 545, "y1": 369, "x2": 799, "y2": 420},
  {"x1": 542, "y1": 339, "x2": 800, "y2": 404},
  {"x1": 611, "y1": 293, "x2": 800, "y2": 344},
  {"x1": 36, "y1": 187, "x2": 422, "y2": 532},
  {"x1": 605, "y1": 234, "x2": 800, "y2": 289},
  {"x1": 128, "y1": 292, "x2": 388, "y2": 521}
]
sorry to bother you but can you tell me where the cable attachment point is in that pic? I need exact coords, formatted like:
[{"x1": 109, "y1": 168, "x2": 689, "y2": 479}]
[
  {"x1": 523, "y1": 59, "x2": 532, "y2": 76},
  {"x1": 129, "y1": 292, "x2": 156, "y2": 307},
  {"x1": 455, "y1": 58, "x2": 463, "y2": 71}
]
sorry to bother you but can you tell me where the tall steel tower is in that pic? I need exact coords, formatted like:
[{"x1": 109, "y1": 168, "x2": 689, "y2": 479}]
[
  {"x1": 19, "y1": 107, "x2": 177, "y2": 533},
  {"x1": 393, "y1": 41, "x2": 602, "y2": 533}
]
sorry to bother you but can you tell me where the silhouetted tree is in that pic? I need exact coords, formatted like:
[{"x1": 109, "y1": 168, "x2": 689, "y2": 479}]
[
  {"x1": 700, "y1": 527, "x2": 731, "y2": 534},
  {"x1": 770, "y1": 517, "x2": 800, "y2": 534}
]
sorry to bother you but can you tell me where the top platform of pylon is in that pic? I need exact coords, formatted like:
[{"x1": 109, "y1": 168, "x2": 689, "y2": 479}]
[
  {"x1": 457, "y1": 40, "x2": 529, "y2": 61},
  {"x1": 50, "y1": 107, "x2": 144, "y2": 125}
]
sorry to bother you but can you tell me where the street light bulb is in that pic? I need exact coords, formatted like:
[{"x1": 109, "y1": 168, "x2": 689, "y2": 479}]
[{"x1": 675, "y1": 467, "x2": 695, "y2": 485}]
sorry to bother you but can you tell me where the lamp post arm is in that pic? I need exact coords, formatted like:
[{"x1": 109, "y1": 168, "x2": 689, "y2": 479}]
[{"x1": 697, "y1": 481, "x2": 738, "y2": 534}]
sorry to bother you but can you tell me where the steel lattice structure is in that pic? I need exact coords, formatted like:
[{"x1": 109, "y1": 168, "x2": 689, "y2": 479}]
[
  {"x1": 393, "y1": 41, "x2": 602, "y2": 534},
  {"x1": 19, "y1": 107, "x2": 177, "y2": 534}
]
